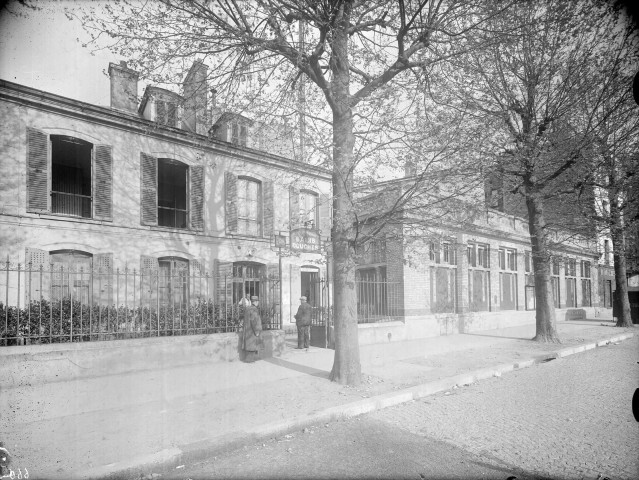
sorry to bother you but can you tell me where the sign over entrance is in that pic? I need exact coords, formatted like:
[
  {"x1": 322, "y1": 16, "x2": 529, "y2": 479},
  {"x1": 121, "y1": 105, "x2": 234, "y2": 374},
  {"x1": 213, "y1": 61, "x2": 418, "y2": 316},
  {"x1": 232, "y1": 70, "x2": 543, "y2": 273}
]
[{"x1": 290, "y1": 228, "x2": 321, "y2": 253}]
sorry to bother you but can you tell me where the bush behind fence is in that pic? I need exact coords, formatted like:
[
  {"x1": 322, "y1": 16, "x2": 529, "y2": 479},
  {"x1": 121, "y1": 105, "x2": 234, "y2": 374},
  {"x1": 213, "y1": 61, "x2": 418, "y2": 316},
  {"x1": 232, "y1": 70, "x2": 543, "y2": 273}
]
[{"x1": 1, "y1": 299, "x2": 279, "y2": 346}]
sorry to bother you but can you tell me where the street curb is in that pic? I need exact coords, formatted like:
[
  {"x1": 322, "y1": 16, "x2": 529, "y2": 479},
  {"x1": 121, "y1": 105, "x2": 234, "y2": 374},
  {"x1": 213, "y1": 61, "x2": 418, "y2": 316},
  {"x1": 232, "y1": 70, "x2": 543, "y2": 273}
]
[{"x1": 82, "y1": 331, "x2": 634, "y2": 479}]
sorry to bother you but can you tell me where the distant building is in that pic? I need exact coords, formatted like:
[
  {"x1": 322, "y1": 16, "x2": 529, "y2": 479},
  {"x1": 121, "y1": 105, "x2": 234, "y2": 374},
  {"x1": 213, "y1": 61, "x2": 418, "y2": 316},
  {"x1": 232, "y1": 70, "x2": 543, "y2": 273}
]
[{"x1": 352, "y1": 167, "x2": 604, "y2": 338}]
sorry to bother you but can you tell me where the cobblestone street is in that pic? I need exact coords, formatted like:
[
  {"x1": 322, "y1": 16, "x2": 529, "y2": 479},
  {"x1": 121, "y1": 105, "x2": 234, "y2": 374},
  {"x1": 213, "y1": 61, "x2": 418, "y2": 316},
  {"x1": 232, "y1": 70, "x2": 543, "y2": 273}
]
[{"x1": 372, "y1": 334, "x2": 639, "y2": 479}]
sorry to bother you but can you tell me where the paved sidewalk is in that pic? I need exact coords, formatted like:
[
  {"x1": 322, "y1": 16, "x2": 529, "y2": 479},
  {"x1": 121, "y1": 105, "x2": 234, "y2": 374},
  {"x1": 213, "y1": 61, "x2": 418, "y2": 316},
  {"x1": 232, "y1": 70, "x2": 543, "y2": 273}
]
[{"x1": 0, "y1": 319, "x2": 633, "y2": 480}]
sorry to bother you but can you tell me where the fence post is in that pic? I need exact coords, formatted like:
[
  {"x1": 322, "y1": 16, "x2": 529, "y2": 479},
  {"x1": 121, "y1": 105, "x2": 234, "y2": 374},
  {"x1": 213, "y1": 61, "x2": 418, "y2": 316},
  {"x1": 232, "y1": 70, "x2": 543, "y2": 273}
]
[
  {"x1": 17, "y1": 263, "x2": 21, "y2": 342},
  {"x1": 4, "y1": 256, "x2": 9, "y2": 341}
]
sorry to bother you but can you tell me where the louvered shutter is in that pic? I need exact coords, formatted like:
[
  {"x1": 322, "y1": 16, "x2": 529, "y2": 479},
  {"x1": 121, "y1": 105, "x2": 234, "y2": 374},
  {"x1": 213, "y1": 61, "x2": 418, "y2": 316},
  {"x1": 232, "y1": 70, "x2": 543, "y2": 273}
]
[
  {"x1": 215, "y1": 260, "x2": 234, "y2": 306},
  {"x1": 263, "y1": 181, "x2": 274, "y2": 238},
  {"x1": 26, "y1": 128, "x2": 49, "y2": 213},
  {"x1": 94, "y1": 253, "x2": 114, "y2": 306},
  {"x1": 25, "y1": 247, "x2": 49, "y2": 303},
  {"x1": 319, "y1": 192, "x2": 331, "y2": 236},
  {"x1": 156, "y1": 100, "x2": 166, "y2": 124},
  {"x1": 190, "y1": 165, "x2": 204, "y2": 231},
  {"x1": 225, "y1": 172, "x2": 238, "y2": 234},
  {"x1": 140, "y1": 153, "x2": 158, "y2": 225},
  {"x1": 140, "y1": 255, "x2": 159, "y2": 307},
  {"x1": 289, "y1": 186, "x2": 300, "y2": 230},
  {"x1": 94, "y1": 145, "x2": 113, "y2": 221}
]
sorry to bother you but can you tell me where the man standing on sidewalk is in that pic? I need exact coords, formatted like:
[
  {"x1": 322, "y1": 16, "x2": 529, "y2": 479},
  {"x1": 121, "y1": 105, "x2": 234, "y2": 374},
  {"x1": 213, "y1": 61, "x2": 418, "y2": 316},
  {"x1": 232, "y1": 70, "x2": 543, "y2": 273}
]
[{"x1": 294, "y1": 296, "x2": 312, "y2": 350}]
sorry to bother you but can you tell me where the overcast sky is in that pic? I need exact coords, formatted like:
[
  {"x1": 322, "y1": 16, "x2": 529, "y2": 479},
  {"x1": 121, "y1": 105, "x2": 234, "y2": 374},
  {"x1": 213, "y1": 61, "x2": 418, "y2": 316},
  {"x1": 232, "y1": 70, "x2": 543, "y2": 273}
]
[{"x1": 0, "y1": 1, "x2": 122, "y2": 106}]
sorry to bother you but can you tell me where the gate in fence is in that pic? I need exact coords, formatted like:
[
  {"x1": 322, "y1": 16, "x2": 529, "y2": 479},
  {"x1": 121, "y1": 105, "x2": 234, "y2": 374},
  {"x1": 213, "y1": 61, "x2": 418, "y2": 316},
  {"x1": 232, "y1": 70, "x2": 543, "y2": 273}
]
[{"x1": 0, "y1": 259, "x2": 281, "y2": 346}]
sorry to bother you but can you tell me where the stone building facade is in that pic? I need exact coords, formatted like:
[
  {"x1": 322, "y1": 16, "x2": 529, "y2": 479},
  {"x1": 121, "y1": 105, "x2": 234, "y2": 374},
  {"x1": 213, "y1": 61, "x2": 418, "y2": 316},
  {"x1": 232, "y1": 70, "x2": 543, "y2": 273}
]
[{"x1": 0, "y1": 62, "x2": 331, "y2": 328}]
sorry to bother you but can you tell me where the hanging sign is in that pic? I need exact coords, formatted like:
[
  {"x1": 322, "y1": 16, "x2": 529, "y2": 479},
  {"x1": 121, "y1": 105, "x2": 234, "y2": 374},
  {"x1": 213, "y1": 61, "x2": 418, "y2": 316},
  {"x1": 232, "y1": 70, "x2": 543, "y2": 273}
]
[{"x1": 290, "y1": 228, "x2": 321, "y2": 253}]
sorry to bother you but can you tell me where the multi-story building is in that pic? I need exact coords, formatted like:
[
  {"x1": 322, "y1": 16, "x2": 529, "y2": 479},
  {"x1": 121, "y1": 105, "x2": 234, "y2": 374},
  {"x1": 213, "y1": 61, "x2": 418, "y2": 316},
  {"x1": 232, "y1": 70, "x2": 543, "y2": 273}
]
[{"x1": 0, "y1": 61, "x2": 331, "y2": 342}]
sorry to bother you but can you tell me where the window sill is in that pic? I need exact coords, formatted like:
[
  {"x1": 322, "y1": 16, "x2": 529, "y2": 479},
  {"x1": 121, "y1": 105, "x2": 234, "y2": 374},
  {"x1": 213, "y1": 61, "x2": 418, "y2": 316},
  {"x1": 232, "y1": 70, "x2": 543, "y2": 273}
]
[
  {"x1": 148, "y1": 225, "x2": 199, "y2": 234},
  {"x1": 226, "y1": 232, "x2": 269, "y2": 241},
  {"x1": 25, "y1": 211, "x2": 112, "y2": 224}
]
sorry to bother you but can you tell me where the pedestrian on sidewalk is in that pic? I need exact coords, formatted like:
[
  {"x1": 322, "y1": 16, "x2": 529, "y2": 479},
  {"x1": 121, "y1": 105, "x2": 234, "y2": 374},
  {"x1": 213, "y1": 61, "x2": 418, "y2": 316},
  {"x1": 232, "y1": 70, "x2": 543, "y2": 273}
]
[
  {"x1": 241, "y1": 295, "x2": 262, "y2": 362},
  {"x1": 294, "y1": 296, "x2": 312, "y2": 350}
]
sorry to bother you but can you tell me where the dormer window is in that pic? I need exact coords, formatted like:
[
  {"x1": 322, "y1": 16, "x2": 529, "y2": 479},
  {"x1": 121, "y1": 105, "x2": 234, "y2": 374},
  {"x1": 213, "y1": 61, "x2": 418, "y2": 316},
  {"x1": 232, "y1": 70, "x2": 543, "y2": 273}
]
[
  {"x1": 156, "y1": 100, "x2": 178, "y2": 127},
  {"x1": 231, "y1": 121, "x2": 248, "y2": 147}
]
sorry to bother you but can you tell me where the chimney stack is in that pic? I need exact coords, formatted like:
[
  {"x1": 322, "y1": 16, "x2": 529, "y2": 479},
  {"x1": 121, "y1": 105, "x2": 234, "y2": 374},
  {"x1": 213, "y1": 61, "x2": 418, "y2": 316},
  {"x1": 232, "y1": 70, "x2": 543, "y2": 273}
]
[
  {"x1": 108, "y1": 61, "x2": 139, "y2": 113},
  {"x1": 183, "y1": 61, "x2": 209, "y2": 135}
]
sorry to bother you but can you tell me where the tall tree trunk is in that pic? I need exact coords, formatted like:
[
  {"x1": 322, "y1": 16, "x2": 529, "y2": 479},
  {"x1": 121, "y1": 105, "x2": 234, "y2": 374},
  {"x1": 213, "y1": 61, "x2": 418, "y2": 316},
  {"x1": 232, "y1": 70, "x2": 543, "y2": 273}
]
[
  {"x1": 609, "y1": 190, "x2": 633, "y2": 327},
  {"x1": 526, "y1": 189, "x2": 561, "y2": 343},
  {"x1": 328, "y1": 2, "x2": 362, "y2": 385}
]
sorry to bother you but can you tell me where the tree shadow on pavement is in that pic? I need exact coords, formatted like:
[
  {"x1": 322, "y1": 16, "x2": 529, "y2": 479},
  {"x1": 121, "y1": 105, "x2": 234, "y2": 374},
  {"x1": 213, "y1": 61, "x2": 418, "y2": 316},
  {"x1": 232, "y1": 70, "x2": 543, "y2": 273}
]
[
  {"x1": 464, "y1": 332, "x2": 529, "y2": 341},
  {"x1": 262, "y1": 357, "x2": 330, "y2": 379}
]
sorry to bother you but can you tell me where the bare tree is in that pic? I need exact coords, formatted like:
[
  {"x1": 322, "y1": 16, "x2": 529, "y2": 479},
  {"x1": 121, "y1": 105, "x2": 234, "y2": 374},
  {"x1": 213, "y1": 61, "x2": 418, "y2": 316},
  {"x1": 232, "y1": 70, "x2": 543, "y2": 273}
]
[
  {"x1": 434, "y1": 0, "x2": 636, "y2": 342},
  {"x1": 76, "y1": 0, "x2": 508, "y2": 384},
  {"x1": 577, "y1": 48, "x2": 639, "y2": 328}
]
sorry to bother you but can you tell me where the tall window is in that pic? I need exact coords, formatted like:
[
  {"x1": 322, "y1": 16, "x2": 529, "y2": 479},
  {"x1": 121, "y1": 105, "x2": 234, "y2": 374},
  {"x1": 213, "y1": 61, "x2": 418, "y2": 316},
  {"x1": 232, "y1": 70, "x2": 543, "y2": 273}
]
[
  {"x1": 580, "y1": 260, "x2": 592, "y2": 307},
  {"x1": 158, "y1": 257, "x2": 189, "y2": 306},
  {"x1": 565, "y1": 258, "x2": 577, "y2": 308},
  {"x1": 237, "y1": 177, "x2": 261, "y2": 236},
  {"x1": 51, "y1": 136, "x2": 93, "y2": 218},
  {"x1": 468, "y1": 242, "x2": 490, "y2": 312},
  {"x1": 551, "y1": 257, "x2": 560, "y2": 308},
  {"x1": 232, "y1": 262, "x2": 263, "y2": 303},
  {"x1": 499, "y1": 247, "x2": 517, "y2": 310},
  {"x1": 299, "y1": 190, "x2": 319, "y2": 229},
  {"x1": 50, "y1": 250, "x2": 93, "y2": 303},
  {"x1": 158, "y1": 159, "x2": 188, "y2": 228}
]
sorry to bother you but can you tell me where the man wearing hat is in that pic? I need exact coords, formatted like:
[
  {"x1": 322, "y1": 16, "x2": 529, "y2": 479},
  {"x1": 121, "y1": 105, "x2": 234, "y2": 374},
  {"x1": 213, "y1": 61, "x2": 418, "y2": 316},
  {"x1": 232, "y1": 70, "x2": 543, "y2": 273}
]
[
  {"x1": 294, "y1": 296, "x2": 312, "y2": 350},
  {"x1": 241, "y1": 295, "x2": 262, "y2": 362}
]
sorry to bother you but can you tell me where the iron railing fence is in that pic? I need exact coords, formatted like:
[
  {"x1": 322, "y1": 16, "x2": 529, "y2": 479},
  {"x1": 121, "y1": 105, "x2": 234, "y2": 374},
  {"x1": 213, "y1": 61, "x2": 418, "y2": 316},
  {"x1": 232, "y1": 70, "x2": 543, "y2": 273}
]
[
  {"x1": 307, "y1": 277, "x2": 400, "y2": 326},
  {"x1": 1, "y1": 261, "x2": 281, "y2": 346},
  {"x1": 356, "y1": 278, "x2": 401, "y2": 323}
]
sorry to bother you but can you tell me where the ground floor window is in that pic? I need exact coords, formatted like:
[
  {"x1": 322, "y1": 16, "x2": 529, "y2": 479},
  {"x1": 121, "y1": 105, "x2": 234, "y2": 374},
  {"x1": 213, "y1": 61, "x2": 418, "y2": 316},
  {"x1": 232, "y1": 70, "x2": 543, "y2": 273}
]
[
  {"x1": 430, "y1": 267, "x2": 456, "y2": 313},
  {"x1": 158, "y1": 257, "x2": 189, "y2": 306},
  {"x1": 581, "y1": 279, "x2": 592, "y2": 307},
  {"x1": 468, "y1": 269, "x2": 490, "y2": 312},
  {"x1": 357, "y1": 267, "x2": 388, "y2": 319},
  {"x1": 499, "y1": 272, "x2": 517, "y2": 310},
  {"x1": 565, "y1": 277, "x2": 577, "y2": 308},
  {"x1": 50, "y1": 250, "x2": 93, "y2": 303},
  {"x1": 232, "y1": 262, "x2": 263, "y2": 304}
]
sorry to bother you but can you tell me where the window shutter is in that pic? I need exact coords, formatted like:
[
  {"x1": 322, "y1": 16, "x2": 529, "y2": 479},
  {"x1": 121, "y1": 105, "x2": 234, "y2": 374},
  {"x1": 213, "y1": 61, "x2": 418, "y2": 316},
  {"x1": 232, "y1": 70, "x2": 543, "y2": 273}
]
[
  {"x1": 319, "y1": 192, "x2": 331, "y2": 236},
  {"x1": 289, "y1": 186, "x2": 300, "y2": 230},
  {"x1": 140, "y1": 255, "x2": 159, "y2": 307},
  {"x1": 94, "y1": 253, "x2": 114, "y2": 306},
  {"x1": 190, "y1": 165, "x2": 204, "y2": 231},
  {"x1": 225, "y1": 172, "x2": 238, "y2": 234},
  {"x1": 263, "y1": 181, "x2": 274, "y2": 238},
  {"x1": 215, "y1": 260, "x2": 234, "y2": 306},
  {"x1": 140, "y1": 153, "x2": 158, "y2": 225},
  {"x1": 94, "y1": 145, "x2": 113, "y2": 221},
  {"x1": 26, "y1": 127, "x2": 49, "y2": 213},
  {"x1": 25, "y1": 247, "x2": 49, "y2": 303},
  {"x1": 156, "y1": 100, "x2": 166, "y2": 124}
]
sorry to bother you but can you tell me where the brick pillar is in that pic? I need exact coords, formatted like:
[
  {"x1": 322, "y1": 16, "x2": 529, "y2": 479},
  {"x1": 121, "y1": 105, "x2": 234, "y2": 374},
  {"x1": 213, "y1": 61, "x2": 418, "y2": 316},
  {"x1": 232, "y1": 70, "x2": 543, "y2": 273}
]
[{"x1": 455, "y1": 234, "x2": 469, "y2": 314}]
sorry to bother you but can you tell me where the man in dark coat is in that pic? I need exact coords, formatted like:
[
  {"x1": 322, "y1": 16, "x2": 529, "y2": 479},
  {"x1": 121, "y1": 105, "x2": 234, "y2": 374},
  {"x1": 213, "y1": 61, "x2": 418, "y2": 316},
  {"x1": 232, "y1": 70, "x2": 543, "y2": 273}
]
[
  {"x1": 241, "y1": 296, "x2": 262, "y2": 362},
  {"x1": 294, "y1": 296, "x2": 312, "y2": 350}
]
